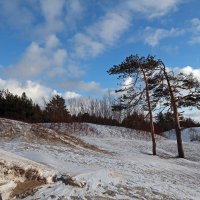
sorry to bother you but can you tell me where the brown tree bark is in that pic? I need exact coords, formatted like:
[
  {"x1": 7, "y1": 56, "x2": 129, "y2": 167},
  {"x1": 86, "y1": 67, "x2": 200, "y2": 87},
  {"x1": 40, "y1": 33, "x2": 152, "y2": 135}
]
[
  {"x1": 162, "y1": 64, "x2": 184, "y2": 158},
  {"x1": 141, "y1": 68, "x2": 156, "y2": 155}
]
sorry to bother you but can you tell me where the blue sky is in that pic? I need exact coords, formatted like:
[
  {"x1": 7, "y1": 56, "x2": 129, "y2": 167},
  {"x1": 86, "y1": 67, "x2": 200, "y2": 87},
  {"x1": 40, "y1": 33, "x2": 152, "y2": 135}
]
[{"x1": 0, "y1": 0, "x2": 200, "y2": 115}]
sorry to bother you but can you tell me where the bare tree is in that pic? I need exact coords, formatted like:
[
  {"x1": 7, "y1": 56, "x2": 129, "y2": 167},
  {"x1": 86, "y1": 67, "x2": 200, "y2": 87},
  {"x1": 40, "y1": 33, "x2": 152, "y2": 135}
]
[{"x1": 66, "y1": 92, "x2": 121, "y2": 121}]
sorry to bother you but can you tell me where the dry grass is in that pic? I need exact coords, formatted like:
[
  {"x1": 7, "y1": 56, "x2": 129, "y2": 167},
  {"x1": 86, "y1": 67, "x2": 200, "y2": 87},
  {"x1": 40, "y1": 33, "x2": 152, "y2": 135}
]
[
  {"x1": 59, "y1": 133, "x2": 112, "y2": 155},
  {"x1": 0, "y1": 161, "x2": 47, "y2": 199},
  {"x1": 0, "y1": 119, "x2": 112, "y2": 155},
  {"x1": 10, "y1": 180, "x2": 44, "y2": 199},
  {"x1": 30, "y1": 124, "x2": 111, "y2": 155}
]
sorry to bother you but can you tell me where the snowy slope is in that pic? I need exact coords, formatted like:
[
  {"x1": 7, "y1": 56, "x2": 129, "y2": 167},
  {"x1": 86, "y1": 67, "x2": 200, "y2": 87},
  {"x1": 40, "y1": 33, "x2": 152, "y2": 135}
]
[
  {"x1": 0, "y1": 119, "x2": 200, "y2": 199},
  {"x1": 0, "y1": 149, "x2": 55, "y2": 199},
  {"x1": 162, "y1": 127, "x2": 200, "y2": 142},
  {"x1": 42, "y1": 122, "x2": 164, "y2": 140}
]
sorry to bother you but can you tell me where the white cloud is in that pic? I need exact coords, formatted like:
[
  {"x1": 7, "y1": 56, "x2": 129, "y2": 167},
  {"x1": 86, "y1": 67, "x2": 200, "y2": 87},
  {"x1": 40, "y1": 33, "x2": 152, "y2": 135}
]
[
  {"x1": 0, "y1": 0, "x2": 84, "y2": 39},
  {"x1": 123, "y1": 77, "x2": 133, "y2": 87},
  {"x1": 53, "y1": 49, "x2": 68, "y2": 67},
  {"x1": 66, "y1": 65, "x2": 85, "y2": 79},
  {"x1": 72, "y1": 0, "x2": 184, "y2": 58},
  {"x1": 40, "y1": 0, "x2": 65, "y2": 22},
  {"x1": 79, "y1": 81, "x2": 100, "y2": 92},
  {"x1": 1, "y1": 0, "x2": 85, "y2": 39},
  {"x1": 62, "y1": 80, "x2": 101, "y2": 92},
  {"x1": 0, "y1": 78, "x2": 52, "y2": 105},
  {"x1": 0, "y1": 1, "x2": 36, "y2": 30},
  {"x1": 191, "y1": 18, "x2": 200, "y2": 32},
  {"x1": 89, "y1": 12, "x2": 131, "y2": 45},
  {"x1": 0, "y1": 0, "x2": 188, "y2": 99},
  {"x1": 0, "y1": 78, "x2": 81, "y2": 106},
  {"x1": 46, "y1": 34, "x2": 60, "y2": 49},
  {"x1": 73, "y1": 4, "x2": 132, "y2": 58},
  {"x1": 6, "y1": 35, "x2": 68, "y2": 79},
  {"x1": 34, "y1": 0, "x2": 85, "y2": 38},
  {"x1": 189, "y1": 36, "x2": 200, "y2": 44},
  {"x1": 190, "y1": 111, "x2": 200, "y2": 122},
  {"x1": 7, "y1": 42, "x2": 50, "y2": 78},
  {"x1": 172, "y1": 66, "x2": 200, "y2": 122},
  {"x1": 144, "y1": 27, "x2": 184, "y2": 46},
  {"x1": 189, "y1": 18, "x2": 200, "y2": 44},
  {"x1": 63, "y1": 91, "x2": 81, "y2": 99},
  {"x1": 73, "y1": 33, "x2": 104, "y2": 58},
  {"x1": 126, "y1": 0, "x2": 182, "y2": 18},
  {"x1": 36, "y1": 0, "x2": 65, "y2": 36},
  {"x1": 182, "y1": 107, "x2": 200, "y2": 122},
  {"x1": 64, "y1": 0, "x2": 84, "y2": 29},
  {"x1": 180, "y1": 66, "x2": 200, "y2": 81}
]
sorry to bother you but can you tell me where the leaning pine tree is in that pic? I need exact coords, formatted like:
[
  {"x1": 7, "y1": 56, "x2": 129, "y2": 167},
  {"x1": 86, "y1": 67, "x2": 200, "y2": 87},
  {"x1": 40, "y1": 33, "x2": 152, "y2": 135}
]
[
  {"x1": 154, "y1": 60, "x2": 200, "y2": 158},
  {"x1": 107, "y1": 55, "x2": 163, "y2": 156}
]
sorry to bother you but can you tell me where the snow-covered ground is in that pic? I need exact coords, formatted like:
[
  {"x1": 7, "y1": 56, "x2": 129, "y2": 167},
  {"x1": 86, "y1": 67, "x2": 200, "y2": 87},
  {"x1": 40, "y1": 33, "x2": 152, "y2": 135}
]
[
  {"x1": 162, "y1": 127, "x2": 200, "y2": 142},
  {"x1": 0, "y1": 119, "x2": 200, "y2": 199}
]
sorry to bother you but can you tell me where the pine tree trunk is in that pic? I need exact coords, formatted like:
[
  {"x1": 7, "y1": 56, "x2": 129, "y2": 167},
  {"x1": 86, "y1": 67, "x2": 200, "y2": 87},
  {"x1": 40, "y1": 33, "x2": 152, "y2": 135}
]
[
  {"x1": 175, "y1": 125, "x2": 184, "y2": 158},
  {"x1": 142, "y1": 69, "x2": 156, "y2": 155},
  {"x1": 162, "y1": 65, "x2": 184, "y2": 158}
]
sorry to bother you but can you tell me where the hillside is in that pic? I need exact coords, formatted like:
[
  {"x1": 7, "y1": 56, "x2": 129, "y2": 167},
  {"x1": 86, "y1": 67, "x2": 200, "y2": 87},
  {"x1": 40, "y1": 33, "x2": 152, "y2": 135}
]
[
  {"x1": 162, "y1": 127, "x2": 200, "y2": 142},
  {"x1": 0, "y1": 118, "x2": 200, "y2": 199}
]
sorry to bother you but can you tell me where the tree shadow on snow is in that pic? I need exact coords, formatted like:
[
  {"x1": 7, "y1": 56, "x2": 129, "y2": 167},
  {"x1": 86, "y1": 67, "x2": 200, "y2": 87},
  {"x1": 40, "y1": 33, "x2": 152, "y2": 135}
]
[{"x1": 140, "y1": 150, "x2": 178, "y2": 159}]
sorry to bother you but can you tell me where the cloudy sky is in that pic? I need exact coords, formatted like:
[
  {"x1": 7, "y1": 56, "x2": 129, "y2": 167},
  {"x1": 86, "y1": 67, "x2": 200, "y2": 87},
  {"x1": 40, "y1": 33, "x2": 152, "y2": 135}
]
[{"x1": 0, "y1": 0, "x2": 200, "y2": 119}]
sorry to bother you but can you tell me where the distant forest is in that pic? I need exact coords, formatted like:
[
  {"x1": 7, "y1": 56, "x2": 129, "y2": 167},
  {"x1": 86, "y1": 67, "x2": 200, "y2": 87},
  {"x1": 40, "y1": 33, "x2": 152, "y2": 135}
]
[{"x1": 0, "y1": 89, "x2": 199, "y2": 134}]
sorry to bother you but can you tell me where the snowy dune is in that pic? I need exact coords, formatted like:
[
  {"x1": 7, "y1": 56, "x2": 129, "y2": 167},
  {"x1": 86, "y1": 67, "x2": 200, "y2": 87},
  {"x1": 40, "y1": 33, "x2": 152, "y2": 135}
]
[
  {"x1": 162, "y1": 127, "x2": 200, "y2": 142},
  {"x1": 0, "y1": 119, "x2": 200, "y2": 199}
]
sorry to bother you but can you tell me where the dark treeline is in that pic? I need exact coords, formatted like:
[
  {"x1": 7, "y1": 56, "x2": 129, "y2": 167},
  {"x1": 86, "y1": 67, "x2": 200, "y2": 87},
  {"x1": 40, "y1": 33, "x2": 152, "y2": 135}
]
[
  {"x1": 72, "y1": 113, "x2": 120, "y2": 126},
  {"x1": 0, "y1": 90, "x2": 199, "y2": 133},
  {"x1": 0, "y1": 90, "x2": 120, "y2": 126},
  {"x1": 122, "y1": 111, "x2": 150, "y2": 132},
  {"x1": 0, "y1": 90, "x2": 43, "y2": 122},
  {"x1": 155, "y1": 112, "x2": 200, "y2": 133}
]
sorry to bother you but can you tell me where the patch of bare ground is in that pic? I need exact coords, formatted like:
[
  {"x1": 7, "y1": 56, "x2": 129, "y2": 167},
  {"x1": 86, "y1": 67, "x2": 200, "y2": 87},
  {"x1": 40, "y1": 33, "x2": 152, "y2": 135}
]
[
  {"x1": 0, "y1": 118, "x2": 111, "y2": 155},
  {"x1": 59, "y1": 133, "x2": 112, "y2": 155},
  {"x1": 33, "y1": 124, "x2": 111, "y2": 154},
  {"x1": 10, "y1": 180, "x2": 44, "y2": 199},
  {"x1": 30, "y1": 123, "x2": 111, "y2": 155},
  {"x1": 1, "y1": 161, "x2": 41, "y2": 180},
  {"x1": 10, "y1": 166, "x2": 46, "y2": 183},
  {"x1": 0, "y1": 161, "x2": 47, "y2": 199}
]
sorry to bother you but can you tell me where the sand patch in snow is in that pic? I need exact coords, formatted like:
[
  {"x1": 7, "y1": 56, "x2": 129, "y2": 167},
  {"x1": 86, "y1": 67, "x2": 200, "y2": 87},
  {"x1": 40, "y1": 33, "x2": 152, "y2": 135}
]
[
  {"x1": 0, "y1": 118, "x2": 111, "y2": 155},
  {"x1": 10, "y1": 179, "x2": 44, "y2": 199}
]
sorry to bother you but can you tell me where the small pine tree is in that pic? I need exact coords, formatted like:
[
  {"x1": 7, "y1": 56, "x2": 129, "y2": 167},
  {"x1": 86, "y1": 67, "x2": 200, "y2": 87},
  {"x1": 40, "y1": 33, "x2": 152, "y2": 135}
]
[{"x1": 45, "y1": 95, "x2": 71, "y2": 122}]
